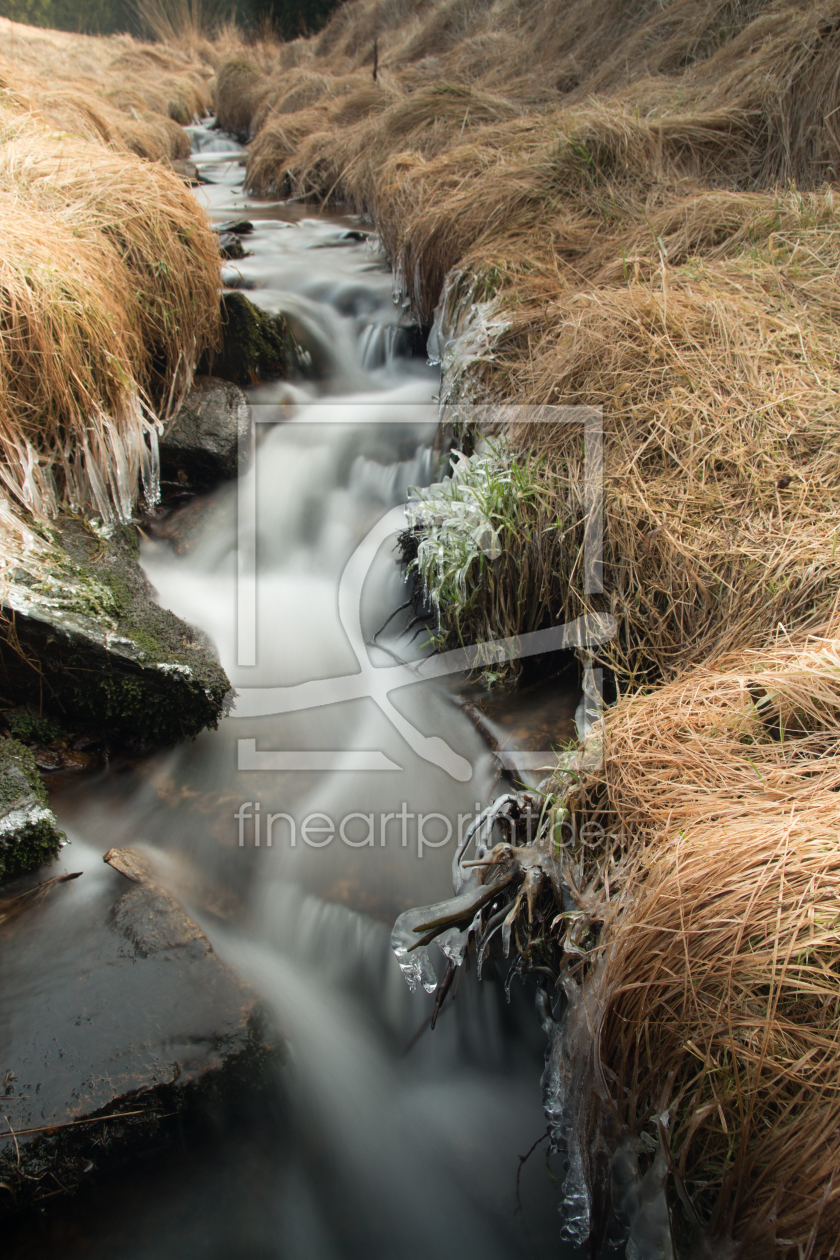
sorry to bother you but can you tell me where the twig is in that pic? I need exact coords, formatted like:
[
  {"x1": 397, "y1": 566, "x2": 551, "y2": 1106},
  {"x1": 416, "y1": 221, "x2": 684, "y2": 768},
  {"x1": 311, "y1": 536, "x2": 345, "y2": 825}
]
[
  {"x1": 372, "y1": 598, "x2": 411, "y2": 642},
  {"x1": 0, "y1": 1107, "x2": 164, "y2": 1142},
  {"x1": 515, "y1": 1128, "x2": 550, "y2": 1216},
  {"x1": 0, "y1": 872, "x2": 83, "y2": 923}
]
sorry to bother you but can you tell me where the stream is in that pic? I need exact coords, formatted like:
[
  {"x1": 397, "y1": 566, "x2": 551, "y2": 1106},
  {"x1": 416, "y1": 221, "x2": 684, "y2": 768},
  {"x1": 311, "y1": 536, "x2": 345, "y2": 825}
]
[{"x1": 7, "y1": 126, "x2": 581, "y2": 1259}]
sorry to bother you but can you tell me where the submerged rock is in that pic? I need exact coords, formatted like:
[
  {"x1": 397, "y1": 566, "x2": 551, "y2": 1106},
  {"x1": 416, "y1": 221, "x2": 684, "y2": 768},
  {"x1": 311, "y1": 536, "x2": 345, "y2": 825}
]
[
  {"x1": 0, "y1": 846, "x2": 281, "y2": 1216},
  {"x1": 0, "y1": 519, "x2": 231, "y2": 748},
  {"x1": 213, "y1": 218, "x2": 254, "y2": 236},
  {"x1": 199, "y1": 291, "x2": 298, "y2": 387},
  {"x1": 217, "y1": 231, "x2": 247, "y2": 260},
  {"x1": 0, "y1": 738, "x2": 64, "y2": 881},
  {"x1": 160, "y1": 375, "x2": 251, "y2": 487}
]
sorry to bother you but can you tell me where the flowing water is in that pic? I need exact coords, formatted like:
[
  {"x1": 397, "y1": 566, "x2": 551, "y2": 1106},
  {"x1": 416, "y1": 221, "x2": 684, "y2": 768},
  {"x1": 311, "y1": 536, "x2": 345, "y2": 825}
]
[{"x1": 7, "y1": 126, "x2": 581, "y2": 1259}]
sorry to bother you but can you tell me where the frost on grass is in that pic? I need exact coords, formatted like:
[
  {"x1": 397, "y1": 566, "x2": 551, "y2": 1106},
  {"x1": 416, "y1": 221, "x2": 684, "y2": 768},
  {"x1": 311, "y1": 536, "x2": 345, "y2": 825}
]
[{"x1": 403, "y1": 437, "x2": 571, "y2": 671}]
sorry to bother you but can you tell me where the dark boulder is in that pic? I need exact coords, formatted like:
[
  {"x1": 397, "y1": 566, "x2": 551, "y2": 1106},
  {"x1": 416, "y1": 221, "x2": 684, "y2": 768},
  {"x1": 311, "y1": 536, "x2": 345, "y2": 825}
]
[
  {"x1": 0, "y1": 846, "x2": 281, "y2": 1215},
  {"x1": 217, "y1": 231, "x2": 246, "y2": 260},
  {"x1": 0, "y1": 519, "x2": 231, "y2": 749},
  {"x1": 213, "y1": 219, "x2": 254, "y2": 236},
  {"x1": 169, "y1": 158, "x2": 204, "y2": 184},
  {"x1": 199, "y1": 291, "x2": 298, "y2": 387},
  {"x1": 160, "y1": 376, "x2": 251, "y2": 487}
]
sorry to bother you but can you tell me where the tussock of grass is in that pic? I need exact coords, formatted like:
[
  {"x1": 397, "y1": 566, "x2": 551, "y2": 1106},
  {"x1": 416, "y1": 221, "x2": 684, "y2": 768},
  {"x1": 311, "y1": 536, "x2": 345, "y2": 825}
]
[
  {"x1": 0, "y1": 16, "x2": 215, "y2": 158},
  {"x1": 403, "y1": 438, "x2": 581, "y2": 668},
  {"x1": 214, "y1": 57, "x2": 271, "y2": 138},
  {"x1": 0, "y1": 122, "x2": 221, "y2": 522},
  {"x1": 491, "y1": 191, "x2": 840, "y2": 681},
  {"x1": 0, "y1": 27, "x2": 222, "y2": 540},
  {"x1": 558, "y1": 627, "x2": 840, "y2": 1253}
]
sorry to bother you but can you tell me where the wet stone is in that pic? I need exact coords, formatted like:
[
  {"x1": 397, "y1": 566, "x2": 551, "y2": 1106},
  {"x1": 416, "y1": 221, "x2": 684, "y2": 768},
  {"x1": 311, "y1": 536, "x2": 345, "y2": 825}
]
[
  {"x1": 0, "y1": 519, "x2": 231, "y2": 749},
  {"x1": 0, "y1": 738, "x2": 65, "y2": 882},
  {"x1": 217, "y1": 231, "x2": 246, "y2": 260},
  {"x1": 0, "y1": 847, "x2": 281, "y2": 1216},
  {"x1": 213, "y1": 218, "x2": 254, "y2": 236},
  {"x1": 169, "y1": 158, "x2": 204, "y2": 184},
  {"x1": 199, "y1": 291, "x2": 299, "y2": 387},
  {"x1": 160, "y1": 375, "x2": 251, "y2": 487}
]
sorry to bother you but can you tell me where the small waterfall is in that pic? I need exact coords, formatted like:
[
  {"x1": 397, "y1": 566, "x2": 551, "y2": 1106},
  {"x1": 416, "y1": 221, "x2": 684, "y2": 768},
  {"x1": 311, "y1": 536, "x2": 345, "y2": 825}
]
[{"x1": 20, "y1": 120, "x2": 577, "y2": 1260}]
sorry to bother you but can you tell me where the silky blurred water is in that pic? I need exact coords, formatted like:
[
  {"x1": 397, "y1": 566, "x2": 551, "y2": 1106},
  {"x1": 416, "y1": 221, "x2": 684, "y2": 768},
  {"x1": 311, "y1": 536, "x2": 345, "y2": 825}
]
[{"x1": 8, "y1": 124, "x2": 581, "y2": 1260}]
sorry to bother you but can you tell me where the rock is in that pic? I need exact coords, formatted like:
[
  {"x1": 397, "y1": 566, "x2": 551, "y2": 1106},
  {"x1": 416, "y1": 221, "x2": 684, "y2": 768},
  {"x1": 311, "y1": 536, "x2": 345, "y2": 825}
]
[
  {"x1": 213, "y1": 219, "x2": 254, "y2": 236},
  {"x1": 198, "y1": 291, "x2": 298, "y2": 387},
  {"x1": 0, "y1": 738, "x2": 65, "y2": 882},
  {"x1": 169, "y1": 158, "x2": 204, "y2": 184},
  {"x1": 150, "y1": 492, "x2": 231, "y2": 557},
  {"x1": 217, "y1": 231, "x2": 246, "y2": 260},
  {"x1": 0, "y1": 847, "x2": 281, "y2": 1216},
  {"x1": 0, "y1": 519, "x2": 231, "y2": 748},
  {"x1": 160, "y1": 376, "x2": 251, "y2": 487}
]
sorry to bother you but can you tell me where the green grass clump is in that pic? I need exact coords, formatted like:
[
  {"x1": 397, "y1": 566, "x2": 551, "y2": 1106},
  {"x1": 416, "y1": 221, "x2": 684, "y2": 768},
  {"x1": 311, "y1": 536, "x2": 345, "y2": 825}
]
[{"x1": 405, "y1": 438, "x2": 581, "y2": 675}]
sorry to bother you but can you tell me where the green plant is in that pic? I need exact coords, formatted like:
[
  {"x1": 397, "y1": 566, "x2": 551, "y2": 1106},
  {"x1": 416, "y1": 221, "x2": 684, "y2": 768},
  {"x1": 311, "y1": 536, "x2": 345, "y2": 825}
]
[{"x1": 404, "y1": 437, "x2": 580, "y2": 676}]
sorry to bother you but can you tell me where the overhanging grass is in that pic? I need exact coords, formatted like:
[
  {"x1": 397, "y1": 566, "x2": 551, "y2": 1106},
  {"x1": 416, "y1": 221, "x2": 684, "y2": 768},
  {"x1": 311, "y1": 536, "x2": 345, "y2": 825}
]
[{"x1": 553, "y1": 626, "x2": 840, "y2": 1254}]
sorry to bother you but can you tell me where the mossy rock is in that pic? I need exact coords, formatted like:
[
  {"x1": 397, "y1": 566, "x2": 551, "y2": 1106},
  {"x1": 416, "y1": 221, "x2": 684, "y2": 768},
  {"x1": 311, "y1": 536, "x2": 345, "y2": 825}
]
[
  {"x1": 199, "y1": 291, "x2": 298, "y2": 387},
  {"x1": 0, "y1": 737, "x2": 65, "y2": 881},
  {"x1": 217, "y1": 231, "x2": 246, "y2": 260},
  {"x1": 0, "y1": 518, "x2": 231, "y2": 749}
]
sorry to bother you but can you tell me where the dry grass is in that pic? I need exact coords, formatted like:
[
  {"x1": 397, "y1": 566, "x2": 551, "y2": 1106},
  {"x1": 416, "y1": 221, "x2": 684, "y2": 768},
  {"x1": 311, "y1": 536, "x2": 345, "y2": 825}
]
[
  {"x1": 490, "y1": 190, "x2": 840, "y2": 681},
  {"x1": 130, "y1": 0, "x2": 230, "y2": 49},
  {"x1": 0, "y1": 15, "x2": 214, "y2": 158},
  {"x1": 0, "y1": 17, "x2": 222, "y2": 545},
  {"x1": 555, "y1": 628, "x2": 840, "y2": 1255},
  {"x1": 0, "y1": 117, "x2": 221, "y2": 522},
  {"x1": 214, "y1": 56, "x2": 273, "y2": 137}
]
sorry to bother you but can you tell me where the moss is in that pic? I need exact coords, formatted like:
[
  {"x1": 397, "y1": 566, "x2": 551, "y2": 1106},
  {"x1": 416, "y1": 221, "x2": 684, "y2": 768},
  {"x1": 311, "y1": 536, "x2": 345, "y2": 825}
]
[
  {"x1": 1, "y1": 517, "x2": 231, "y2": 750},
  {"x1": 199, "y1": 292, "x2": 299, "y2": 387},
  {"x1": 6, "y1": 712, "x2": 66, "y2": 745},
  {"x1": 0, "y1": 737, "x2": 46, "y2": 809},
  {"x1": 0, "y1": 737, "x2": 64, "y2": 881}
]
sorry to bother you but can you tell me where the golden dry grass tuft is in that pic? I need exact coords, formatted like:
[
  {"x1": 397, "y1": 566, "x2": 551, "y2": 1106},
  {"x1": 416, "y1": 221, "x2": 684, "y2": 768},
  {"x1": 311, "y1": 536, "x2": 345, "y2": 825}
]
[
  {"x1": 0, "y1": 15, "x2": 214, "y2": 159},
  {"x1": 0, "y1": 99, "x2": 220, "y2": 529},
  {"x1": 488, "y1": 190, "x2": 840, "y2": 681},
  {"x1": 0, "y1": 122, "x2": 221, "y2": 522},
  {"x1": 214, "y1": 56, "x2": 273, "y2": 137},
  {"x1": 0, "y1": 17, "x2": 222, "y2": 544},
  {"x1": 558, "y1": 628, "x2": 840, "y2": 1254}
]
